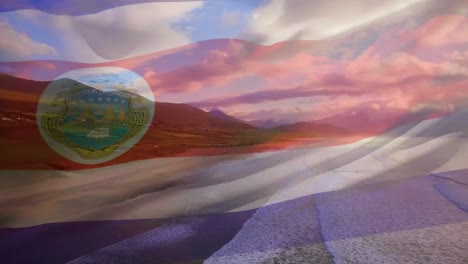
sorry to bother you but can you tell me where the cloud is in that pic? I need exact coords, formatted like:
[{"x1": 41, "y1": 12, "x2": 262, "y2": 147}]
[
  {"x1": 243, "y1": 0, "x2": 426, "y2": 44},
  {"x1": 367, "y1": 15, "x2": 468, "y2": 59},
  {"x1": 408, "y1": 15, "x2": 468, "y2": 49},
  {"x1": 0, "y1": 21, "x2": 56, "y2": 60},
  {"x1": 143, "y1": 47, "x2": 250, "y2": 93},
  {"x1": 345, "y1": 48, "x2": 443, "y2": 84},
  {"x1": 3, "y1": 2, "x2": 203, "y2": 62},
  {"x1": 189, "y1": 86, "x2": 361, "y2": 108},
  {"x1": 184, "y1": 35, "x2": 468, "y2": 116},
  {"x1": 220, "y1": 11, "x2": 241, "y2": 28},
  {"x1": 142, "y1": 39, "x2": 339, "y2": 94}
]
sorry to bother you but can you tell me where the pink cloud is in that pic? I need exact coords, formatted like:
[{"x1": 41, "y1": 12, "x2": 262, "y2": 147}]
[
  {"x1": 345, "y1": 47, "x2": 444, "y2": 84},
  {"x1": 369, "y1": 15, "x2": 468, "y2": 58},
  {"x1": 134, "y1": 39, "x2": 339, "y2": 94},
  {"x1": 406, "y1": 15, "x2": 468, "y2": 50},
  {"x1": 143, "y1": 48, "x2": 250, "y2": 93},
  {"x1": 189, "y1": 85, "x2": 365, "y2": 109},
  {"x1": 146, "y1": 15, "x2": 468, "y2": 102}
]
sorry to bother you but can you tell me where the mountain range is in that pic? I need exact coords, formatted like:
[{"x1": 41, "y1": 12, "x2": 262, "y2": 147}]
[
  {"x1": 0, "y1": 73, "x2": 349, "y2": 135},
  {"x1": 2, "y1": 72, "x2": 448, "y2": 138}
]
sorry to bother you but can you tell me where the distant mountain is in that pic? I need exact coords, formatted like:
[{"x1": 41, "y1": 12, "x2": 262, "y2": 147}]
[
  {"x1": 207, "y1": 108, "x2": 244, "y2": 124},
  {"x1": 274, "y1": 121, "x2": 349, "y2": 136},
  {"x1": 247, "y1": 119, "x2": 291, "y2": 129},
  {"x1": 313, "y1": 108, "x2": 407, "y2": 134},
  {"x1": 313, "y1": 111, "x2": 372, "y2": 132}
]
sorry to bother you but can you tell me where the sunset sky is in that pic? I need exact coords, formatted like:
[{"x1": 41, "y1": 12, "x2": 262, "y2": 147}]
[{"x1": 1, "y1": 0, "x2": 467, "y2": 124}]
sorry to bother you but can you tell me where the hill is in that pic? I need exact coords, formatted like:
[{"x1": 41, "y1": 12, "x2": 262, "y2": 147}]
[{"x1": 155, "y1": 104, "x2": 253, "y2": 130}]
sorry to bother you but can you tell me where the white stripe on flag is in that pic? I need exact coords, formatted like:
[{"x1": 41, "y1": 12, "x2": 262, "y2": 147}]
[{"x1": 1, "y1": 112, "x2": 468, "y2": 228}]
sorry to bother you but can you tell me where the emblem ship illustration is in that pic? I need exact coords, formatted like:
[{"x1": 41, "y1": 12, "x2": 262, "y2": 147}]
[
  {"x1": 78, "y1": 104, "x2": 128, "y2": 139},
  {"x1": 87, "y1": 127, "x2": 110, "y2": 139}
]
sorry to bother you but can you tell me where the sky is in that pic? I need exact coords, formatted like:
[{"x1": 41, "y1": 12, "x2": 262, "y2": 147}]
[{"x1": 1, "y1": 0, "x2": 468, "y2": 125}]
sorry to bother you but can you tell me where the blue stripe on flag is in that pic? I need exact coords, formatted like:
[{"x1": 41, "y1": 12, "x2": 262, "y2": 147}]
[
  {"x1": 1, "y1": 169, "x2": 467, "y2": 263},
  {"x1": 0, "y1": 0, "x2": 199, "y2": 15}
]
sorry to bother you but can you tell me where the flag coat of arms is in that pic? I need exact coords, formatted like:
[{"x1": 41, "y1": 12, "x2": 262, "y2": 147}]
[{"x1": 0, "y1": 0, "x2": 467, "y2": 263}]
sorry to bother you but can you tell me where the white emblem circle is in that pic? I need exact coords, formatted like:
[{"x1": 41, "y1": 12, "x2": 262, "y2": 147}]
[{"x1": 36, "y1": 67, "x2": 155, "y2": 165}]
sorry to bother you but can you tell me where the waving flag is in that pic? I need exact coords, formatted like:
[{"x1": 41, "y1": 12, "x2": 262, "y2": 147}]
[{"x1": 1, "y1": 0, "x2": 468, "y2": 263}]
